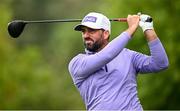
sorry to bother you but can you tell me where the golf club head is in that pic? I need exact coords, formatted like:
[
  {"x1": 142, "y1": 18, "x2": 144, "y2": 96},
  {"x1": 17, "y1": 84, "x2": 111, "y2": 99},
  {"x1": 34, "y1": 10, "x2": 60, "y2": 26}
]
[{"x1": 8, "y1": 20, "x2": 26, "y2": 38}]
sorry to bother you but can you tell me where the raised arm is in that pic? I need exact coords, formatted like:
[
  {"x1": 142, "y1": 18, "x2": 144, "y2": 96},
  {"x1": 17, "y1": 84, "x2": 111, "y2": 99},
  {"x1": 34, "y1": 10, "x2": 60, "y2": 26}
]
[
  {"x1": 133, "y1": 14, "x2": 169, "y2": 73},
  {"x1": 132, "y1": 37, "x2": 169, "y2": 73}
]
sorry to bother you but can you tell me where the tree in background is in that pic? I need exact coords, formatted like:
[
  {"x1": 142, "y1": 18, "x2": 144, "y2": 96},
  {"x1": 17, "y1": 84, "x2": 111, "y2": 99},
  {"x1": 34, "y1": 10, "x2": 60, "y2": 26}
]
[{"x1": 0, "y1": 0, "x2": 180, "y2": 110}]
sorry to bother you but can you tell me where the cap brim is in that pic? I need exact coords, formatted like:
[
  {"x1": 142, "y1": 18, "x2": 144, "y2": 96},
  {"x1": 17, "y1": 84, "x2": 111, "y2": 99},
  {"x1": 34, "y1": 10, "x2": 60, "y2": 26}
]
[
  {"x1": 74, "y1": 24, "x2": 84, "y2": 31},
  {"x1": 74, "y1": 24, "x2": 102, "y2": 31}
]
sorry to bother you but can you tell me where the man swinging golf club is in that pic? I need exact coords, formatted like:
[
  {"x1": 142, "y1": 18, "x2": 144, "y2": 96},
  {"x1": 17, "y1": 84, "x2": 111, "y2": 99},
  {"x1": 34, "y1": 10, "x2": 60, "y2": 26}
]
[{"x1": 68, "y1": 12, "x2": 169, "y2": 110}]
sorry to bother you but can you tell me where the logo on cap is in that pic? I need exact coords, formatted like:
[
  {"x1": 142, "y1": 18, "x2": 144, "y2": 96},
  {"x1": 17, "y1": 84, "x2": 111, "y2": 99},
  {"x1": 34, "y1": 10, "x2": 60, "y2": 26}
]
[{"x1": 82, "y1": 16, "x2": 97, "y2": 23}]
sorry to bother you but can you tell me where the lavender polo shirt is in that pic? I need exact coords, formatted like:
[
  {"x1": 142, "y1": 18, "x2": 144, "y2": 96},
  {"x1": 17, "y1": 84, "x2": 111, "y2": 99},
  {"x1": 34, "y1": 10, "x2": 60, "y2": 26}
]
[{"x1": 68, "y1": 32, "x2": 169, "y2": 110}]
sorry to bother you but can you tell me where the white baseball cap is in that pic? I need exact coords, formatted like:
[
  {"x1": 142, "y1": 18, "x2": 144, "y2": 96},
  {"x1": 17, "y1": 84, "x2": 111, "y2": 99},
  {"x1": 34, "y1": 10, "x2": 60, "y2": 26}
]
[{"x1": 74, "y1": 12, "x2": 111, "y2": 34}]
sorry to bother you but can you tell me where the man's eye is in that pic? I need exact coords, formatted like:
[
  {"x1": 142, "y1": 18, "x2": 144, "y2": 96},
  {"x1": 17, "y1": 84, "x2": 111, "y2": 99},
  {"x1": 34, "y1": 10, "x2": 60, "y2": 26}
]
[
  {"x1": 89, "y1": 29, "x2": 96, "y2": 33},
  {"x1": 81, "y1": 29, "x2": 85, "y2": 33}
]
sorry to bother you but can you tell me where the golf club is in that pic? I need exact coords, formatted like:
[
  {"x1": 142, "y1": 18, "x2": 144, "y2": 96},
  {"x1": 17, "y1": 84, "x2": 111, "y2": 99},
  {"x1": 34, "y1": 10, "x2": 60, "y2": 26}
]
[{"x1": 7, "y1": 17, "x2": 152, "y2": 38}]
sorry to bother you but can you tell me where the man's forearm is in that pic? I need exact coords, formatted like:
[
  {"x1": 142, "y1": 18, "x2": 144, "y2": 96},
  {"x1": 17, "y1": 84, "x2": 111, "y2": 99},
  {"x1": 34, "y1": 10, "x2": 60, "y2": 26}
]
[{"x1": 144, "y1": 29, "x2": 157, "y2": 42}]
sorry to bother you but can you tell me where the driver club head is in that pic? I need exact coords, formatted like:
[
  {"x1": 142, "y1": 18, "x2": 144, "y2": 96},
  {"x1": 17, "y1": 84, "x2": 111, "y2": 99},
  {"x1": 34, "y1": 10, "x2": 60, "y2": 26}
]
[{"x1": 8, "y1": 20, "x2": 26, "y2": 38}]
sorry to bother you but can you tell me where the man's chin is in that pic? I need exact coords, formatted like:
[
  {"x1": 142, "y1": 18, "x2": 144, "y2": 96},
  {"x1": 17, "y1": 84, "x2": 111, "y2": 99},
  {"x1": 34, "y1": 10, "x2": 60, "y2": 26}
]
[
  {"x1": 85, "y1": 40, "x2": 93, "y2": 45},
  {"x1": 86, "y1": 46, "x2": 93, "y2": 51},
  {"x1": 84, "y1": 42, "x2": 101, "y2": 52}
]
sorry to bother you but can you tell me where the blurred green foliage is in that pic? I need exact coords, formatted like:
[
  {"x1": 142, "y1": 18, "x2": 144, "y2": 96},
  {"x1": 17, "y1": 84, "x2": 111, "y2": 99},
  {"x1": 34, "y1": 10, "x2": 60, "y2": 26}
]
[{"x1": 0, "y1": 0, "x2": 179, "y2": 110}]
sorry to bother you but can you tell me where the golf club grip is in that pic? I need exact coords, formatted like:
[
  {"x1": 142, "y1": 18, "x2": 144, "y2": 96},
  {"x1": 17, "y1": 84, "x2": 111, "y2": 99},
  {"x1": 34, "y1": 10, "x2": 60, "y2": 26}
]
[{"x1": 110, "y1": 18, "x2": 127, "y2": 22}]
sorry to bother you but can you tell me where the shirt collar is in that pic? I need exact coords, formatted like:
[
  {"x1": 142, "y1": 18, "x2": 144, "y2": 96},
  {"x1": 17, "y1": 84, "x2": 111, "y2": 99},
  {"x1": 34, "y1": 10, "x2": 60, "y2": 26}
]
[{"x1": 85, "y1": 49, "x2": 96, "y2": 55}]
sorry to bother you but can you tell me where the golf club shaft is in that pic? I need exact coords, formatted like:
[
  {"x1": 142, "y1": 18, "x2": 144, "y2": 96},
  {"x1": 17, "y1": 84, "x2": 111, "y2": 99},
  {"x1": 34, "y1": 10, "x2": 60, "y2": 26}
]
[{"x1": 21, "y1": 18, "x2": 127, "y2": 24}]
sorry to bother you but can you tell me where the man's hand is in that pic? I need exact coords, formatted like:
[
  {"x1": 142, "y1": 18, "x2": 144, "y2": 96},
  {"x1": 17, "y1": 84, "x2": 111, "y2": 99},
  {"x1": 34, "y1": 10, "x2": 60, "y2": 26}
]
[
  {"x1": 139, "y1": 14, "x2": 154, "y2": 32},
  {"x1": 125, "y1": 15, "x2": 140, "y2": 37},
  {"x1": 139, "y1": 14, "x2": 157, "y2": 41}
]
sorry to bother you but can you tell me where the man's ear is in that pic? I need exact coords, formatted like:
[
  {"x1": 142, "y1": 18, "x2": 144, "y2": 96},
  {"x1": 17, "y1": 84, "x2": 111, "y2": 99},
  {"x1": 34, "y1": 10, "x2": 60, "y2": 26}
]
[{"x1": 103, "y1": 30, "x2": 110, "y2": 40}]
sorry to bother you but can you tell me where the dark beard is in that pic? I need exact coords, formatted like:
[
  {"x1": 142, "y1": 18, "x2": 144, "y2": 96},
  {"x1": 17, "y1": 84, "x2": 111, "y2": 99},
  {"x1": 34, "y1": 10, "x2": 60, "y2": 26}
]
[{"x1": 84, "y1": 35, "x2": 103, "y2": 52}]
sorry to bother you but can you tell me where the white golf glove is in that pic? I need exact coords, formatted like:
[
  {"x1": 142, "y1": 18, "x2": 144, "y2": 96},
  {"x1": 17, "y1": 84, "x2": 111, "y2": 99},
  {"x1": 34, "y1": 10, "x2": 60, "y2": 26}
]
[{"x1": 139, "y1": 14, "x2": 153, "y2": 32}]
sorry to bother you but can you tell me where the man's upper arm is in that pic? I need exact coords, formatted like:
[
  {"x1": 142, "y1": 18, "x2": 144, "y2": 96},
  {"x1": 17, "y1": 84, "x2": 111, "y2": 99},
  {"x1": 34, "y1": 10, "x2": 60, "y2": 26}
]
[
  {"x1": 132, "y1": 51, "x2": 156, "y2": 73},
  {"x1": 132, "y1": 38, "x2": 169, "y2": 74}
]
